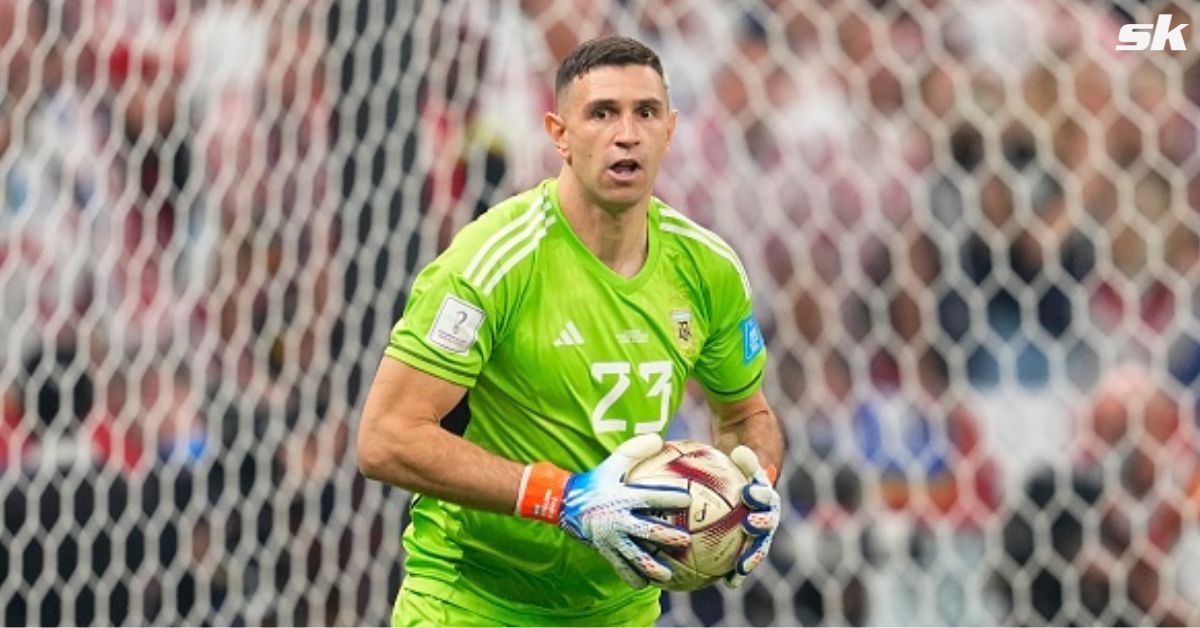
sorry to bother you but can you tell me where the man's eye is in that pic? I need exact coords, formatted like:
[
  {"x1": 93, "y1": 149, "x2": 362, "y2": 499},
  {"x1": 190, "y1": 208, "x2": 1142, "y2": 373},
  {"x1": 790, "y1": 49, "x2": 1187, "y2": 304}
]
[
  {"x1": 639, "y1": 107, "x2": 655, "y2": 118},
  {"x1": 592, "y1": 109, "x2": 611, "y2": 120}
]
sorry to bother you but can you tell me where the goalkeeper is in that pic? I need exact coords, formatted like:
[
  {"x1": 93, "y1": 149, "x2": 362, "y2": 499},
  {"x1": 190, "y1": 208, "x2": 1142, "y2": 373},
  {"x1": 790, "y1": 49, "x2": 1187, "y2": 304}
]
[{"x1": 358, "y1": 35, "x2": 784, "y2": 626}]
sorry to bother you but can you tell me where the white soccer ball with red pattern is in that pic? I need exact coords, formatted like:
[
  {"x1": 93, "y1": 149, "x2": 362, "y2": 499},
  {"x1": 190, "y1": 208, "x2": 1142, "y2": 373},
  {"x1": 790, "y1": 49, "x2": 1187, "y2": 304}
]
[{"x1": 623, "y1": 440, "x2": 748, "y2": 591}]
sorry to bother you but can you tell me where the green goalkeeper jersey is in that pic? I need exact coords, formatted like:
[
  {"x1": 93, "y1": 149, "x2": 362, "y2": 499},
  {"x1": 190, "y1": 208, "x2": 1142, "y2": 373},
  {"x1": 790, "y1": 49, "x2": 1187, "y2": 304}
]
[{"x1": 386, "y1": 178, "x2": 767, "y2": 625}]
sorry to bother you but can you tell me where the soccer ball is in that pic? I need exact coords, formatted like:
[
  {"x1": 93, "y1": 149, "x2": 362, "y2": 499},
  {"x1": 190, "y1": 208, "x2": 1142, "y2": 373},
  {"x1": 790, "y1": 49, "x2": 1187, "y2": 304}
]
[{"x1": 624, "y1": 440, "x2": 748, "y2": 591}]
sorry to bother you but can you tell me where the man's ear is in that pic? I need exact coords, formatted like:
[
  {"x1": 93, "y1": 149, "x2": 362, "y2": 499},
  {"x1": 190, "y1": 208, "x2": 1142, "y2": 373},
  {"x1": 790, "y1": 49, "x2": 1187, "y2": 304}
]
[{"x1": 544, "y1": 111, "x2": 569, "y2": 161}]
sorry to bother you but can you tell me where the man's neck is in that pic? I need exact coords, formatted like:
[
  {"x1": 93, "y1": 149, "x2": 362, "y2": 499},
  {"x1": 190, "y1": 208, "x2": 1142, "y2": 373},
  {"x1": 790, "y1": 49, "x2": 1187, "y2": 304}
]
[{"x1": 556, "y1": 168, "x2": 649, "y2": 279}]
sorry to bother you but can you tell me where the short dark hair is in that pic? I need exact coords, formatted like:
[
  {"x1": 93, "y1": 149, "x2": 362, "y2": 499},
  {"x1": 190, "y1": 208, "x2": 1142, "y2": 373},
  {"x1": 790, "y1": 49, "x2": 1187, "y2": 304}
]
[{"x1": 555, "y1": 36, "x2": 666, "y2": 101}]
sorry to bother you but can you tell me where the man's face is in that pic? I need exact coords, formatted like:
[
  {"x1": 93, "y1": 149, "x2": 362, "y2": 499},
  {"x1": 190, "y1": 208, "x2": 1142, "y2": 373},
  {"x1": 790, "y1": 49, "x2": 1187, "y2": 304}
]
[{"x1": 550, "y1": 64, "x2": 676, "y2": 212}]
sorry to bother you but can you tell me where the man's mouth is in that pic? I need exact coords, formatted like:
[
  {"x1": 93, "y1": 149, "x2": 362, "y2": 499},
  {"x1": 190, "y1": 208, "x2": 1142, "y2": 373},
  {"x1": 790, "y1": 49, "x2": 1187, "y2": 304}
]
[{"x1": 607, "y1": 159, "x2": 642, "y2": 179}]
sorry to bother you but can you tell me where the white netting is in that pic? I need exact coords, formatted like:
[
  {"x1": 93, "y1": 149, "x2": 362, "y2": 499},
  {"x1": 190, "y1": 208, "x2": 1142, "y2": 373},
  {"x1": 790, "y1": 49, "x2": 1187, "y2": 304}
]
[{"x1": 2, "y1": 0, "x2": 1198, "y2": 625}]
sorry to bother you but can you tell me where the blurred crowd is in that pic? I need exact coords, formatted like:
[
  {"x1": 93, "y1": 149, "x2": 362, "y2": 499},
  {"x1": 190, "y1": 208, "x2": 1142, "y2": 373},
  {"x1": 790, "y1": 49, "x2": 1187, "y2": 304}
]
[
  {"x1": 1, "y1": 0, "x2": 1198, "y2": 625},
  {"x1": 1, "y1": 0, "x2": 361, "y2": 624},
  {"x1": 413, "y1": 0, "x2": 1200, "y2": 624}
]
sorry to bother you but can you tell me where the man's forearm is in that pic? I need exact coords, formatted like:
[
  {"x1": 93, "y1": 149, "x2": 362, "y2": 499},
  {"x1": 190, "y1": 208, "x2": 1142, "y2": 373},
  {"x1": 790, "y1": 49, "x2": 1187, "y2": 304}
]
[
  {"x1": 358, "y1": 358, "x2": 532, "y2": 515},
  {"x1": 359, "y1": 421, "x2": 525, "y2": 514},
  {"x1": 714, "y1": 407, "x2": 784, "y2": 477}
]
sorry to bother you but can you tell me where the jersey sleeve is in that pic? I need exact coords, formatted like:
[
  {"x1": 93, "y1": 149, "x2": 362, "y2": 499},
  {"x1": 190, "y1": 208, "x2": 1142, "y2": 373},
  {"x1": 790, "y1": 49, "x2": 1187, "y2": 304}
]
[
  {"x1": 385, "y1": 221, "x2": 519, "y2": 388},
  {"x1": 693, "y1": 251, "x2": 766, "y2": 402}
]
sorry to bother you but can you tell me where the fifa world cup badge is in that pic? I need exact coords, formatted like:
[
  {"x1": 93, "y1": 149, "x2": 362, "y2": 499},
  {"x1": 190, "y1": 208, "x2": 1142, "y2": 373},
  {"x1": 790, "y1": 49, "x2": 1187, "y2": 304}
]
[{"x1": 671, "y1": 309, "x2": 694, "y2": 351}]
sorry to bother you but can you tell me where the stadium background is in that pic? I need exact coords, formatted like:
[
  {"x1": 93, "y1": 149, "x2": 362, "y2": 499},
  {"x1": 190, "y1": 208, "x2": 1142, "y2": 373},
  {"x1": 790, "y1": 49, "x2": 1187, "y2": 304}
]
[{"x1": 2, "y1": 0, "x2": 1199, "y2": 624}]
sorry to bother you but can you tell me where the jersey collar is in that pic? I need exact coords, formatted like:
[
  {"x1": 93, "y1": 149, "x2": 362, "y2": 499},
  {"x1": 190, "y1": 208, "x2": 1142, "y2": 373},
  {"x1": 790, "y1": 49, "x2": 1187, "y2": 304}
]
[{"x1": 544, "y1": 178, "x2": 661, "y2": 294}]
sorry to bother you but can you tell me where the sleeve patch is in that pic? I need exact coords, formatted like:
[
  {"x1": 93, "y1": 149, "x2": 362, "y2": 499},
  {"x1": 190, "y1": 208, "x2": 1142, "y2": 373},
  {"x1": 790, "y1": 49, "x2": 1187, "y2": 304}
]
[
  {"x1": 427, "y1": 294, "x2": 486, "y2": 355},
  {"x1": 740, "y1": 315, "x2": 765, "y2": 364}
]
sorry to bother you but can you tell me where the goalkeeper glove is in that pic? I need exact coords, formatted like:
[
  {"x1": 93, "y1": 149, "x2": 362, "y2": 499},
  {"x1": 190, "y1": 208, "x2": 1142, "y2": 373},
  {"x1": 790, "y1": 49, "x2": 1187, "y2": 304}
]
[
  {"x1": 724, "y1": 445, "x2": 781, "y2": 588},
  {"x1": 516, "y1": 434, "x2": 692, "y2": 588}
]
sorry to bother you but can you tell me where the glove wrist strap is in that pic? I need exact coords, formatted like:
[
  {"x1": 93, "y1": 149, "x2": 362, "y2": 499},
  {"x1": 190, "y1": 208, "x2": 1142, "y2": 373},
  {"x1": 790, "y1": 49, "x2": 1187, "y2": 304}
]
[{"x1": 516, "y1": 462, "x2": 570, "y2": 523}]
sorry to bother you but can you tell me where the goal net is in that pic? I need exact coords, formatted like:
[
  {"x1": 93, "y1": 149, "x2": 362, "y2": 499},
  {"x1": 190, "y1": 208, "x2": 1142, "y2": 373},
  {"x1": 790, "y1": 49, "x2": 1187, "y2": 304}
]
[{"x1": 2, "y1": 0, "x2": 1198, "y2": 625}]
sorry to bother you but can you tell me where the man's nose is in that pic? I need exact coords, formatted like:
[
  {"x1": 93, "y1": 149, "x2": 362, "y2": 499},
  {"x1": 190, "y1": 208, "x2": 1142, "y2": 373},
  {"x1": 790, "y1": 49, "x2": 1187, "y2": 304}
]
[{"x1": 615, "y1": 113, "x2": 640, "y2": 148}]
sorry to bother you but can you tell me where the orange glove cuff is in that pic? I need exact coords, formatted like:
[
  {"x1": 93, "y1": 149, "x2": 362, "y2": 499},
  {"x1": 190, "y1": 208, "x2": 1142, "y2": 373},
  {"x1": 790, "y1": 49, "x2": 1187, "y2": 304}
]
[
  {"x1": 766, "y1": 464, "x2": 779, "y2": 486},
  {"x1": 516, "y1": 462, "x2": 571, "y2": 523}
]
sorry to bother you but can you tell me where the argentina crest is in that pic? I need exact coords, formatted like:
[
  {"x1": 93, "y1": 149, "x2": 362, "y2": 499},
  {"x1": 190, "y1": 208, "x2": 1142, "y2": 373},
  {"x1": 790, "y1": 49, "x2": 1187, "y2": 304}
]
[{"x1": 670, "y1": 308, "x2": 695, "y2": 353}]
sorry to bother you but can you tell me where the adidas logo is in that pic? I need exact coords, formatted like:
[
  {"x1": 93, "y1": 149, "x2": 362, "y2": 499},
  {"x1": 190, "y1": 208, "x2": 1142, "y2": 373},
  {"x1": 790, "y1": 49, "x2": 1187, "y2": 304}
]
[{"x1": 552, "y1": 321, "x2": 585, "y2": 347}]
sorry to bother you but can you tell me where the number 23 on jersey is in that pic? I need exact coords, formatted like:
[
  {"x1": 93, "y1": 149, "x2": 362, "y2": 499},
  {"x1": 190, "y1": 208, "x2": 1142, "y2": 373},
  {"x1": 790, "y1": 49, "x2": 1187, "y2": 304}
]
[{"x1": 589, "y1": 360, "x2": 672, "y2": 435}]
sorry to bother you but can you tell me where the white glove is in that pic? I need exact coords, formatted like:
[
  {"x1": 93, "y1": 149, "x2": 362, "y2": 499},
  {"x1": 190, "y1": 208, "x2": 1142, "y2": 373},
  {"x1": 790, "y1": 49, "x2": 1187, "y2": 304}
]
[
  {"x1": 725, "y1": 445, "x2": 781, "y2": 588},
  {"x1": 558, "y1": 434, "x2": 692, "y2": 588}
]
